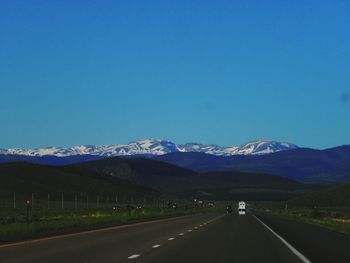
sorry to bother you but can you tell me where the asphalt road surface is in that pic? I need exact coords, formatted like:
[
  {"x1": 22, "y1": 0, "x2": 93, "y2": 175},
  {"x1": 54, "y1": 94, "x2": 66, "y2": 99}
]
[{"x1": 0, "y1": 212, "x2": 349, "y2": 263}]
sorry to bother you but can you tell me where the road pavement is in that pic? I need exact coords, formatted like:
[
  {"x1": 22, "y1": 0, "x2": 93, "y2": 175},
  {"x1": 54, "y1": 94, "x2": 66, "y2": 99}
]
[
  {"x1": 257, "y1": 213, "x2": 350, "y2": 263},
  {"x1": 0, "y1": 212, "x2": 349, "y2": 263}
]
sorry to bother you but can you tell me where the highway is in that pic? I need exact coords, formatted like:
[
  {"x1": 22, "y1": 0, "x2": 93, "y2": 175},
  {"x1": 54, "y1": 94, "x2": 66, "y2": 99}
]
[{"x1": 0, "y1": 212, "x2": 349, "y2": 263}]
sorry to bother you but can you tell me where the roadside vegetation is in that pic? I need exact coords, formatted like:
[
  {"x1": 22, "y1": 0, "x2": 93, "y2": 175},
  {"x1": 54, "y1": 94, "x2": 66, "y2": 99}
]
[
  {"x1": 0, "y1": 203, "x2": 220, "y2": 243},
  {"x1": 252, "y1": 203, "x2": 350, "y2": 235}
]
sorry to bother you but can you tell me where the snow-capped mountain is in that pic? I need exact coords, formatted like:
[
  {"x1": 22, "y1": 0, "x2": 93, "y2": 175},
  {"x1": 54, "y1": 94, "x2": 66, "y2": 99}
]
[
  {"x1": 176, "y1": 140, "x2": 298, "y2": 156},
  {"x1": 176, "y1": 143, "x2": 236, "y2": 156},
  {"x1": 233, "y1": 141, "x2": 298, "y2": 155},
  {"x1": 0, "y1": 139, "x2": 298, "y2": 157}
]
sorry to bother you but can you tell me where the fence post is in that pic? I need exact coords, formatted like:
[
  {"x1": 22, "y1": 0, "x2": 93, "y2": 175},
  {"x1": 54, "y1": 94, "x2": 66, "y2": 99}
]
[
  {"x1": 31, "y1": 193, "x2": 34, "y2": 210},
  {"x1": 75, "y1": 193, "x2": 77, "y2": 210},
  {"x1": 26, "y1": 199, "x2": 30, "y2": 223}
]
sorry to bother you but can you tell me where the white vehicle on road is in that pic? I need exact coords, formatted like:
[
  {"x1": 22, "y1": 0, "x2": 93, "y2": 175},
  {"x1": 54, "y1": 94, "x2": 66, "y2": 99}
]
[{"x1": 238, "y1": 201, "x2": 246, "y2": 215}]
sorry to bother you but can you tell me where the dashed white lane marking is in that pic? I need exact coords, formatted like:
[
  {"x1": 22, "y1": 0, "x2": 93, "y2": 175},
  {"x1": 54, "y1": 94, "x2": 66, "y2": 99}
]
[
  {"x1": 253, "y1": 215, "x2": 311, "y2": 263},
  {"x1": 128, "y1": 254, "x2": 141, "y2": 259},
  {"x1": 152, "y1": 244, "x2": 161, "y2": 248},
  {"x1": 126, "y1": 216, "x2": 222, "y2": 260}
]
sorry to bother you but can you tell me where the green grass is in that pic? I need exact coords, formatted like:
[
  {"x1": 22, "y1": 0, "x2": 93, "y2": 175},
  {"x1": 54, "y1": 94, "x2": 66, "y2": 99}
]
[
  {"x1": 252, "y1": 204, "x2": 350, "y2": 235},
  {"x1": 0, "y1": 206, "x2": 220, "y2": 242}
]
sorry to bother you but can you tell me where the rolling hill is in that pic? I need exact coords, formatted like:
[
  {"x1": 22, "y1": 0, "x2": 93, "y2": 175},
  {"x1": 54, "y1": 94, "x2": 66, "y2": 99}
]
[
  {"x1": 0, "y1": 162, "x2": 159, "y2": 202},
  {"x1": 287, "y1": 182, "x2": 350, "y2": 207},
  {"x1": 74, "y1": 157, "x2": 310, "y2": 201},
  {"x1": 72, "y1": 157, "x2": 197, "y2": 183},
  {"x1": 0, "y1": 154, "x2": 104, "y2": 166},
  {"x1": 0, "y1": 157, "x2": 313, "y2": 201},
  {"x1": 154, "y1": 146, "x2": 350, "y2": 184}
]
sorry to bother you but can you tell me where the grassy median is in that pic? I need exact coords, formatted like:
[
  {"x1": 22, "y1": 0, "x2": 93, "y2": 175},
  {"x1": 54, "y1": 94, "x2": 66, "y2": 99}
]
[{"x1": 0, "y1": 206, "x2": 220, "y2": 243}]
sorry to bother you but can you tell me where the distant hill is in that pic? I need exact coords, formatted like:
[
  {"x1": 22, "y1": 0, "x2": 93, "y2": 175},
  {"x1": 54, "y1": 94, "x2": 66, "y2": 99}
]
[
  {"x1": 74, "y1": 157, "x2": 310, "y2": 201},
  {"x1": 154, "y1": 146, "x2": 350, "y2": 184},
  {"x1": 0, "y1": 157, "x2": 313, "y2": 201},
  {"x1": 0, "y1": 162, "x2": 158, "y2": 201},
  {"x1": 73, "y1": 157, "x2": 197, "y2": 183},
  {"x1": 288, "y1": 182, "x2": 350, "y2": 207},
  {"x1": 182, "y1": 171, "x2": 309, "y2": 201},
  {"x1": 0, "y1": 154, "x2": 104, "y2": 166}
]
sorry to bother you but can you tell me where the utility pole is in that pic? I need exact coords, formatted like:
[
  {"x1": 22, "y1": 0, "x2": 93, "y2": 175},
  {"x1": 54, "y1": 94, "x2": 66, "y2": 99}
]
[
  {"x1": 31, "y1": 193, "x2": 34, "y2": 210},
  {"x1": 61, "y1": 193, "x2": 64, "y2": 209},
  {"x1": 13, "y1": 192, "x2": 16, "y2": 209},
  {"x1": 48, "y1": 193, "x2": 50, "y2": 209}
]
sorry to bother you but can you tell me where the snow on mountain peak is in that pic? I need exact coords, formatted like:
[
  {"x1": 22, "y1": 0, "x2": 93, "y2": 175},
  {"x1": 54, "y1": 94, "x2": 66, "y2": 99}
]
[
  {"x1": 0, "y1": 139, "x2": 298, "y2": 157},
  {"x1": 235, "y1": 140, "x2": 298, "y2": 155}
]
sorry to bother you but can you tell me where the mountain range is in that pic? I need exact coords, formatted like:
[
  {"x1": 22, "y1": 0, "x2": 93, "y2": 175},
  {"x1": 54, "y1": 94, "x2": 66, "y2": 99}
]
[
  {"x1": 0, "y1": 139, "x2": 298, "y2": 157},
  {"x1": 1, "y1": 139, "x2": 350, "y2": 185},
  {"x1": 154, "y1": 145, "x2": 350, "y2": 184}
]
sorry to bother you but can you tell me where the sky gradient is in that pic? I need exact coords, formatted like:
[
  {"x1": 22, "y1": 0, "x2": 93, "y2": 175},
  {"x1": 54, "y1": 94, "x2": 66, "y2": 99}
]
[{"x1": 0, "y1": 0, "x2": 349, "y2": 149}]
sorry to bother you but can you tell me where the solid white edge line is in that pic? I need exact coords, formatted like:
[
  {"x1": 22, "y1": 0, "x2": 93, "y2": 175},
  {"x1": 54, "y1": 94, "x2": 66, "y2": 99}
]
[
  {"x1": 253, "y1": 215, "x2": 311, "y2": 263},
  {"x1": 128, "y1": 254, "x2": 141, "y2": 259}
]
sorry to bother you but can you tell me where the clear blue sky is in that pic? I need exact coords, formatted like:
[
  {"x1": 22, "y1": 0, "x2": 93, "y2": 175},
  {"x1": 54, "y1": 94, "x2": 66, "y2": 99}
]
[{"x1": 0, "y1": 0, "x2": 349, "y2": 149}]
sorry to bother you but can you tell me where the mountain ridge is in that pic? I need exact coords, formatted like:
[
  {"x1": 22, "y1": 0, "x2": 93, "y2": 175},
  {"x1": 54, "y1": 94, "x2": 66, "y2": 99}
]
[
  {"x1": 0, "y1": 139, "x2": 298, "y2": 157},
  {"x1": 154, "y1": 145, "x2": 350, "y2": 184}
]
